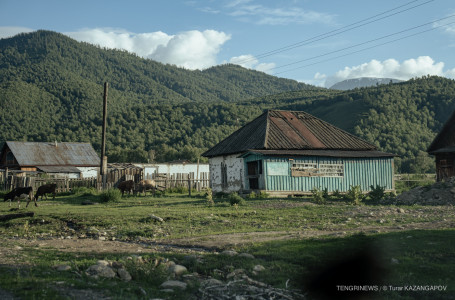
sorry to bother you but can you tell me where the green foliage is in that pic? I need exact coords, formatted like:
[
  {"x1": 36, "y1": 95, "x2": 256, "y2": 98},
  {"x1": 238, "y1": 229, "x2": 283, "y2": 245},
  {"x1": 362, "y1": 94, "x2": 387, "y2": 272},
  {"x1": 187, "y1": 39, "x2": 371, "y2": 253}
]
[
  {"x1": 166, "y1": 186, "x2": 187, "y2": 194},
  {"x1": 0, "y1": 31, "x2": 454, "y2": 172},
  {"x1": 205, "y1": 188, "x2": 214, "y2": 206},
  {"x1": 228, "y1": 193, "x2": 246, "y2": 206},
  {"x1": 311, "y1": 187, "x2": 326, "y2": 204},
  {"x1": 246, "y1": 191, "x2": 270, "y2": 199},
  {"x1": 367, "y1": 185, "x2": 386, "y2": 203},
  {"x1": 345, "y1": 185, "x2": 364, "y2": 205},
  {"x1": 71, "y1": 186, "x2": 98, "y2": 196},
  {"x1": 99, "y1": 188, "x2": 122, "y2": 203}
]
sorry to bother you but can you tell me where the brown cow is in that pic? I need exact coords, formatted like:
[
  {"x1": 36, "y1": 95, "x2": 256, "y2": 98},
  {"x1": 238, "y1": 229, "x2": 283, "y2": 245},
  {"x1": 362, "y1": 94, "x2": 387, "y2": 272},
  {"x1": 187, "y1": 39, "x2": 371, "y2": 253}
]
[
  {"x1": 4, "y1": 187, "x2": 35, "y2": 208},
  {"x1": 34, "y1": 184, "x2": 57, "y2": 201},
  {"x1": 117, "y1": 180, "x2": 134, "y2": 196},
  {"x1": 134, "y1": 179, "x2": 156, "y2": 196}
]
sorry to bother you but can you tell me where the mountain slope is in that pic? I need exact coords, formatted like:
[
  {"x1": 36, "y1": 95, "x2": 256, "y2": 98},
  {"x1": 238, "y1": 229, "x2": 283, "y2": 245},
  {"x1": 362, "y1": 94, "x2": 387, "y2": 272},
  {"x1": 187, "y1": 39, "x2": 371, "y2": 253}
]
[
  {"x1": 1, "y1": 31, "x2": 455, "y2": 173},
  {"x1": 0, "y1": 30, "x2": 314, "y2": 103},
  {"x1": 330, "y1": 77, "x2": 403, "y2": 90}
]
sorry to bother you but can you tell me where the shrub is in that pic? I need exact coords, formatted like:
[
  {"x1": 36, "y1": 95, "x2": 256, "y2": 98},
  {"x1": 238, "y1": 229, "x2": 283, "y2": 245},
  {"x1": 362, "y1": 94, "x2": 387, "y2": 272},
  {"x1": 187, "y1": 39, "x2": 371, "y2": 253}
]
[
  {"x1": 206, "y1": 188, "x2": 214, "y2": 206},
  {"x1": 99, "y1": 188, "x2": 122, "y2": 203},
  {"x1": 345, "y1": 185, "x2": 364, "y2": 205},
  {"x1": 72, "y1": 186, "x2": 98, "y2": 196},
  {"x1": 331, "y1": 189, "x2": 343, "y2": 201},
  {"x1": 311, "y1": 187, "x2": 326, "y2": 204},
  {"x1": 229, "y1": 193, "x2": 245, "y2": 206},
  {"x1": 368, "y1": 185, "x2": 386, "y2": 203}
]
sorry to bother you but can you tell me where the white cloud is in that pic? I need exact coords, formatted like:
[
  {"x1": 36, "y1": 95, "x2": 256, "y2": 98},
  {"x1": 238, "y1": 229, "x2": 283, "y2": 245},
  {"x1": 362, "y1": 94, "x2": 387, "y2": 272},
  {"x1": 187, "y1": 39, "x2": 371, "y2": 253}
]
[
  {"x1": 66, "y1": 28, "x2": 231, "y2": 70},
  {"x1": 229, "y1": 54, "x2": 275, "y2": 74},
  {"x1": 325, "y1": 56, "x2": 448, "y2": 87},
  {"x1": 227, "y1": 4, "x2": 335, "y2": 26},
  {"x1": 0, "y1": 26, "x2": 34, "y2": 39}
]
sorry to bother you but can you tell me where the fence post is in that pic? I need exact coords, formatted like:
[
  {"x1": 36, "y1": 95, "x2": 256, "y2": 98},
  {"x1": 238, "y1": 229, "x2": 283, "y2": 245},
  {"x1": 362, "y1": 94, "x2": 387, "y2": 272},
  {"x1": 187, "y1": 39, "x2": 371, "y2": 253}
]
[{"x1": 188, "y1": 178, "x2": 191, "y2": 197}]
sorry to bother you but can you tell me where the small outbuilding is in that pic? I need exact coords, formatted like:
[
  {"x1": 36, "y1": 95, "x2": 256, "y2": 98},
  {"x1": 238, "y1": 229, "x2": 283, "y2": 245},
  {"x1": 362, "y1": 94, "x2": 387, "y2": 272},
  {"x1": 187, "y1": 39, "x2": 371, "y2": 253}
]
[
  {"x1": 427, "y1": 109, "x2": 455, "y2": 181},
  {"x1": 0, "y1": 141, "x2": 100, "y2": 178},
  {"x1": 202, "y1": 110, "x2": 395, "y2": 196}
]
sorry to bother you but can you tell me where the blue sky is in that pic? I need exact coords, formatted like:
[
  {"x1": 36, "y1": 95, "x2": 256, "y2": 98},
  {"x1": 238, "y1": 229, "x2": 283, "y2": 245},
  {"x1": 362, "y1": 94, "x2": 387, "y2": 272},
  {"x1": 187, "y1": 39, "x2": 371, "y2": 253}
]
[{"x1": 1, "y1": 0, "x2": 454, "y2": 87}]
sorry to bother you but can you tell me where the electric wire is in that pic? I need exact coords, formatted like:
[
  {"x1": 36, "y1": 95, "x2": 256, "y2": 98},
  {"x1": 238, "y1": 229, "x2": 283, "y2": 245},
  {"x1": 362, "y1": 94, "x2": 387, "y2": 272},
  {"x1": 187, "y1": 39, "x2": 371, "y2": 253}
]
[
  {"x1": 234, "y1": 0, "x2": 435, "y2": 65},
  {"x1": 272, "y1": 18, "x2": 455, "y2": 75}
]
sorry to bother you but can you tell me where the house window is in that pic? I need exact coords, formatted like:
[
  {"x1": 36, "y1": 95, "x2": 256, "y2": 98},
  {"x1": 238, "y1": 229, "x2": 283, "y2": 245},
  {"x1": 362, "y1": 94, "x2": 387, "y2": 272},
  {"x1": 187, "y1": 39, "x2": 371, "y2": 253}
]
[
  {"x1": 291, "y1": 162, "x2": 318, "y2": 177},
  {"x1": 319, "y1": 163, "x2": 344, "y2": 177},
  {"x1": 221, "y1": 162, "x2": 228, "y2": 188},
  {"x1": 292, "y1": 163, "x2": 317, "y2": 171}
]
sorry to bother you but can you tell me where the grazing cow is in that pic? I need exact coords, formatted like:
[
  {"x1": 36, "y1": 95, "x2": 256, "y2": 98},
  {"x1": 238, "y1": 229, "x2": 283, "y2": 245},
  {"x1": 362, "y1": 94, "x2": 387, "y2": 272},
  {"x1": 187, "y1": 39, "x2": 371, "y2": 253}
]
[
  {"x1": 117, "y1": 180, "x2": 134, "y2": 196},
  {"x1": 134, "y1": 179, "x2": 156, "y2": 196},
  {"x1": 34, "y1": 183, "x2": 57, "y2": 201},
  {"x1": 4, "y1": 187, "x2": 35, "y2": 208}
]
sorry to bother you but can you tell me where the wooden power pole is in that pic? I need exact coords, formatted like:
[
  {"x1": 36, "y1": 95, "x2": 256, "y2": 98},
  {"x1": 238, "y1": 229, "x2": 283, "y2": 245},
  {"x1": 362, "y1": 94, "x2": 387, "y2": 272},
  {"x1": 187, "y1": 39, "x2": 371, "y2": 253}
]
[{"x1": 100, "y1": 82, "x2": 108, "y2": 176}]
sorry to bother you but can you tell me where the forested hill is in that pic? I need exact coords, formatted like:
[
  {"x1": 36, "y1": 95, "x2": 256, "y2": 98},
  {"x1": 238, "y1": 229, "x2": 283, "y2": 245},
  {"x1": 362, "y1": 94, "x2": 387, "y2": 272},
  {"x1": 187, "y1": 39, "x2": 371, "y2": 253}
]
[
  {"x1": 0, "y1": 30, "x2": 315, "y2": 103},
  {"x1": 1, "y1": 31, "x2": 455, "y2": 173}
]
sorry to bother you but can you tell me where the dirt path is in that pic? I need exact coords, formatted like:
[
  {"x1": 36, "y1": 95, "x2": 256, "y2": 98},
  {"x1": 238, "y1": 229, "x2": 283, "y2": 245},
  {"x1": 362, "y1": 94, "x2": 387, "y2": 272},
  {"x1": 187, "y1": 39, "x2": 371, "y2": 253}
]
[{"x1": 1, "y1": 218, "x2": 453, "y2": 260}]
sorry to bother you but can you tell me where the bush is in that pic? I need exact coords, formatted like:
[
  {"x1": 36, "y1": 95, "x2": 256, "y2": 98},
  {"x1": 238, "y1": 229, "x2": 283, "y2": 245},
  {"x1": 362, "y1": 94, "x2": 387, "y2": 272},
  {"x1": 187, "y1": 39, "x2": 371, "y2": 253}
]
[
  {"x1": 311, "y1": 187, "x2": 326, "y2": 204},
  {"x1": 72, "y1": 186, "x2": 98, "y2": 196},
  {"x1": 246, "y1": 191, "x2": 270, "y2": 199},
  {"x1": 206, "y1": 188, "x2": 214, "y2": 206},
  {"x1": 229, "y1": 193, "x2": 246, "y2": 206},
  {"x1": 99, "y1": 188, "x2": 122, "y2": 203},
  {"x1": 166, "y1": 186, "x2": 187, "y2": 194},
  {"x1": 368, "y1": 185, "x2": 386, "y2": 203},
  {"x1": 345, "y1": 185, "x2": 364, "y2": 205}
]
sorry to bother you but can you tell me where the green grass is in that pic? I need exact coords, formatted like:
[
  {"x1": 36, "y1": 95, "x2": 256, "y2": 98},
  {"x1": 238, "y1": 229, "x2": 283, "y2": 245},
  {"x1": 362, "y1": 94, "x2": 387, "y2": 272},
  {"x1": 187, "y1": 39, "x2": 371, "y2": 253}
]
[{"x1": 0, "y1": 192, "x2": 454, "y2": 299}]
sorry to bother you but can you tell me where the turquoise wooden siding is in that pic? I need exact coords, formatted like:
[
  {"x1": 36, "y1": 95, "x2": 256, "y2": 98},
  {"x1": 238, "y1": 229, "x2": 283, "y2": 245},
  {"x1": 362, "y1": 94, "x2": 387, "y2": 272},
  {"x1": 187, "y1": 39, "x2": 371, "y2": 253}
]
[{"x1": 244, "y1": 155, "x2": 394, "y2": 192}]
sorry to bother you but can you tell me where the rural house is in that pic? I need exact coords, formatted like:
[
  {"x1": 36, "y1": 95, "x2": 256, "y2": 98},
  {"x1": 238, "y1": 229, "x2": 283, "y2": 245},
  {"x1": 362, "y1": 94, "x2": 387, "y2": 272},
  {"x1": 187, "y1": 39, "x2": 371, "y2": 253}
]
[
  {"x1": 0, "y1": 141, "x2": 100, "y2": 178},
  {"x1": 202, "y1": 110, "x2": 395, "y2": 196},
  {"x1": 427, "y1": 109, "x2": 455, "y2": 181}
]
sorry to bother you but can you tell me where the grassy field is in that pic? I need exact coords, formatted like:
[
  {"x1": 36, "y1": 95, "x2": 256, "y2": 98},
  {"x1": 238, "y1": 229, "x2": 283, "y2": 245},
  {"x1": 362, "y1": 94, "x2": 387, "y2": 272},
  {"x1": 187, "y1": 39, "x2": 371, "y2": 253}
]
[{"x1": 0, "y1": 190, "x2": 454, "y2": 299}]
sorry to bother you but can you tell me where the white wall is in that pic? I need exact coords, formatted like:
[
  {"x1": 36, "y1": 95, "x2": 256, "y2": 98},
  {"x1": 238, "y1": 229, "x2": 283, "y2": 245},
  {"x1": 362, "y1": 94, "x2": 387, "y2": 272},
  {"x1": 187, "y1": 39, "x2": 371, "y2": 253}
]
[
  {"x1": 136, "y1": 163, "x2": 209, "y2": 179},
  {"x1": 209, "y1": 155, "x2": 244, "y2": 193},
  {"x1": 78, "y1": 167, "x2": 99, "y2": 178}
]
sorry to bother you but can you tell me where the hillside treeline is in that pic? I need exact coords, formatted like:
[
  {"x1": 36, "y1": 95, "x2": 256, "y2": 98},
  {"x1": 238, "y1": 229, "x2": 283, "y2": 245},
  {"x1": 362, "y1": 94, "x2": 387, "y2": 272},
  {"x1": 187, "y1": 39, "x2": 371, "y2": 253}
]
[{"x1": 1, "y1": 31, "x2": 455, "y2": 173}]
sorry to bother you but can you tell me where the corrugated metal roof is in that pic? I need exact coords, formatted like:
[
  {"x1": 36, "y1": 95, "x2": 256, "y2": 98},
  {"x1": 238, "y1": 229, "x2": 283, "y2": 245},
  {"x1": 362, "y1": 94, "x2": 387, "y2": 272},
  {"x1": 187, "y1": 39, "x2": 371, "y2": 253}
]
[
  {"x1": 241, "y1": 149, "x2": 396, "y2": 158},
  {"x1": 6, "y1": 141, "x2": 100, "y2": 166},
  {"x1": 203, "y1": 110, "x2": 378, "y2": 158},
  {"x1": 37, "y1": 166, "x2": 82, "y2": 173}
]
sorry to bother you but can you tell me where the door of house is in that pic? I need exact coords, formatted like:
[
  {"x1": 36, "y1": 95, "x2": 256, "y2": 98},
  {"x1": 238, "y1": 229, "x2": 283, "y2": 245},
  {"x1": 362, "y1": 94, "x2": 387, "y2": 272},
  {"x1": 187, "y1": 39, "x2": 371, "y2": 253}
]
[{"x1": 246, "y1": 161, "x2": 262, "y2": 190}]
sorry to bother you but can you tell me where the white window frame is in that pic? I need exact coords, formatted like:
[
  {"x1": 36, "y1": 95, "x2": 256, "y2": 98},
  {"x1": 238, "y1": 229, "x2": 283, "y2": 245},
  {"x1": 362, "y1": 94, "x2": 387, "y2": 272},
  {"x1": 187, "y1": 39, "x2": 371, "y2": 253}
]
[{"x1": 319, "y1": 163, "x2": 344, "y2": 177}]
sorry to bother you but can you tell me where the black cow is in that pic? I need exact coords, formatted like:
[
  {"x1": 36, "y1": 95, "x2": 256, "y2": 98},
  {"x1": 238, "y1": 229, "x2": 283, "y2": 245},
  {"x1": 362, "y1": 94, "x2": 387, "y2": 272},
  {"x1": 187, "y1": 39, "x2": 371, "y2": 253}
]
[
  {"x1": 117, "y1": 180, "x2": 134, "y2": 196},
  {"x1": 4, "y1": 187, "x2": 35, "y2": 208},
  {"x1": 34, "y1": 183, "x2": 57, "y2": 201}
]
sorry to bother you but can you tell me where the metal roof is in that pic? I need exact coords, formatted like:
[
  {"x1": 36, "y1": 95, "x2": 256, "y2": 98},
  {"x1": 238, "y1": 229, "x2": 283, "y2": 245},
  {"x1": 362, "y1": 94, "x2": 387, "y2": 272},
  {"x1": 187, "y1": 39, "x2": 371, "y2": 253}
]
[
  {"x1": 37, "y1": 166, "x2": 82, "y2": 173},
  {"x1": 203, "y1": 110, "x2": 379, "y2": 158},
  {"x1": 241, "y1": 149, "x2": 396, "y2": 158},
  {"x1": 5, "y1": 141, "x2": 100, "y2": 166}
]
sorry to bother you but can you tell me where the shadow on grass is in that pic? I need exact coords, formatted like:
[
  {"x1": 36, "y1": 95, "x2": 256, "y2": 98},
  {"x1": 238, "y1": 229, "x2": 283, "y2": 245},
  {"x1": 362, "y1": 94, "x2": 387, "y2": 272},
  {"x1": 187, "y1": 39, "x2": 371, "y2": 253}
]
[{"x1": 242, "y1": 229, "x2": 455, "y2": 300}]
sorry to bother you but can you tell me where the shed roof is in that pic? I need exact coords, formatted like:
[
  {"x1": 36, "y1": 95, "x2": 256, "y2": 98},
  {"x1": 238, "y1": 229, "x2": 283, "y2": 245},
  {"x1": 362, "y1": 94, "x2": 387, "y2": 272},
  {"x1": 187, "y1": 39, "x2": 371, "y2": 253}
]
[
  {"x1": 203, "y1": 110, "x2": 378, "y2": 158},
  {"x1": 3, "y1": 141, "x2": 100, "y2": 166},
  {"x1": 427, "y1": 109, "x2": 455, "y2": 154}
]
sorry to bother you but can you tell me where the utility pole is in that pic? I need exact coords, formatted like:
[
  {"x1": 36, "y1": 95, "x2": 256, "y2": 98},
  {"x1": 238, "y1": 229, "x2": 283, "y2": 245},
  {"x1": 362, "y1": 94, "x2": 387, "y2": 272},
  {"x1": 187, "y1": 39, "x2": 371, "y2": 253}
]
[{"x1": 100, "y1": 82, "x2": 108, "y2": 177}]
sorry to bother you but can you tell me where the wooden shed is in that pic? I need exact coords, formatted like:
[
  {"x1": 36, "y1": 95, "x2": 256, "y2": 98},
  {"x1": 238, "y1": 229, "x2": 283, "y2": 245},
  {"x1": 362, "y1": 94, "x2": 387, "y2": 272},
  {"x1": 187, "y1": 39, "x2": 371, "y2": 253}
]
[
  {"x1": 427, "y1": 109, "x2": 455, "y2": 181},
  {"x1": 0, "y1": 141, "x2": 100, "y2": 178},
  {"x1": 202, "y1": 110, "x2": 395, "y2": 196}
]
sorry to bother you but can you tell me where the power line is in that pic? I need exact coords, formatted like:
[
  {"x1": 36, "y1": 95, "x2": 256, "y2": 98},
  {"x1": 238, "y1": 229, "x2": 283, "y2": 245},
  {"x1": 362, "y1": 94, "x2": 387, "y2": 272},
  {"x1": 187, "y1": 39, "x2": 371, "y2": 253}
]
[
  {"x1": 272, "y1": 18, "x2": 455, "y2": 75},
  {"x1": 234, "y1": 0, "x2": 435, "y2": 65}
]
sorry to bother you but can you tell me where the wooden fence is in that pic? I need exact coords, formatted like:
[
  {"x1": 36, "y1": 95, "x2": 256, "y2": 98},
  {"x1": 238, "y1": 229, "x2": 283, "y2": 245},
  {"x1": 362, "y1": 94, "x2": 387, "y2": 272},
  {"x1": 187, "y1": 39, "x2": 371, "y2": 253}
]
[{"x1": 1, "y1": 170, "x2": 210, "y2": 194}]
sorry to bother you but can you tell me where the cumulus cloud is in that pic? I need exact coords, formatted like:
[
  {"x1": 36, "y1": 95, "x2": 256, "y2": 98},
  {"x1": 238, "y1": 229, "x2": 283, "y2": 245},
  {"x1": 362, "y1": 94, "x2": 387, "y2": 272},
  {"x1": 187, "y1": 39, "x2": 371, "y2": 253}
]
[
  {"x1": 324, "y1": 56, "x2": 448, "y2": 87},
  {"x1": 66, "y1": 28, "x2": 231, "y2": 70},
  {"x1": 229, "y1": 54, "x2": 275, "y2": 74},
  {"x1": 0, "y1": 26, "x2": 34, "y2": 39}
]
